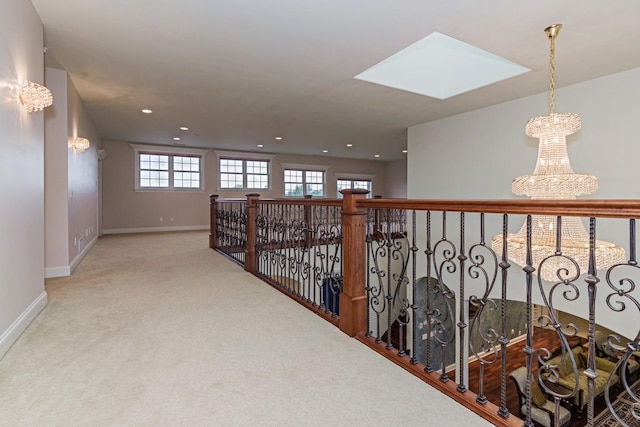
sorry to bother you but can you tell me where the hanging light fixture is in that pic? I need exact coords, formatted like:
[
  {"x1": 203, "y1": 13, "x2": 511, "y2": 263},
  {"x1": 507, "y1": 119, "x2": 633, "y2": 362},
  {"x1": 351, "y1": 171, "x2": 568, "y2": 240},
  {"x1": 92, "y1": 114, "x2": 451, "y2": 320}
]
[
  {"x1": 19, "y1": 81, "x2": 53, "y2": 113},
  {"x1": 68, "y1": 137, "x2": 91, "y2": 153},
  {"x1": 491, "y1": 24, "x2": 625, "y2": 282}
]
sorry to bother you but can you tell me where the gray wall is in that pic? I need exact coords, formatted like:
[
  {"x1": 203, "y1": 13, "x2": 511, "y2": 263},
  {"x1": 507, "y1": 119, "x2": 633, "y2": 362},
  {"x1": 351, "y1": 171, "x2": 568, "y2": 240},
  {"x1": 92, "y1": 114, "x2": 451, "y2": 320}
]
[
  {"x1": 44, "y1": 68, "x2": 102, "y2": 277},
  {"x1": 0, "y1": 0, "x2": 48, "y2": 358},
  {"x1": 385, "y1": 158, "x2": 407, "y2": 198}
]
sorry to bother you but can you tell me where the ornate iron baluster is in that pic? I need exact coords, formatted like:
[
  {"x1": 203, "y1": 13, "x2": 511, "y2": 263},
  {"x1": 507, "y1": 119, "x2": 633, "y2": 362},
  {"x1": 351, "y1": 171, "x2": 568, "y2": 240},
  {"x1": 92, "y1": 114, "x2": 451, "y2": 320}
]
[
  {"x1": 411, "y1": 210, "x2": 419, "y2": 365},
  {"x1": 390, "y1": 210, "x2": 410, "y2": 356},
  {"x1": 425, "y1": 210, "x2": 434, "y2": 373},
  {"x1": 431, "y1": 211, "x2": 457, "y2": 382},
  {"x1": 467, "y1": 213, "x2": 500, "y2": 404},
  {"x1": 368, "y1": 211, "x2": 388, "y2": 343},
  {"x1": 583, "y1": 217, "x2": 600, "y2": 425},
  {"x1": 535, "y1": 216, "x2": 579, "y2": 425},
  {"x1": 365, "y1": 208, "x2": 373, "y2": 337},
  {"x1": 603, "y1": 218, "x2": 640, "y2": 426},
  {"x1": 457, "y1": 212, "x2": 468, "y2": 392},
  {"x1": 498, "y1": 214, "x2": 510, "y2": 418}
]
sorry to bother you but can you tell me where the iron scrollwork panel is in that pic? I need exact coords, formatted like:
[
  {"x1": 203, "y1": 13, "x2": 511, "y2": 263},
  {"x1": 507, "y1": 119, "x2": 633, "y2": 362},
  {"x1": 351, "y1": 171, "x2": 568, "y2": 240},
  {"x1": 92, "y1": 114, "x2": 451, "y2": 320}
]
[{"x1": 366, "y1": 209, "x2": 411, "y2": 356}]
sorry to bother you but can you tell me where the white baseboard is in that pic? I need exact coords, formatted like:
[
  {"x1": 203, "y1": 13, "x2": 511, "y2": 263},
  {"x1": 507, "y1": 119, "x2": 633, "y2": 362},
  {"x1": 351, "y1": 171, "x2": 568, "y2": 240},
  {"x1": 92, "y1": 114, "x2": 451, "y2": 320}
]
[
  {"x1": 70, "y1": 234, "x2": 98, "y2": 274},
  {"x1": 44, "y1": 235, "x2": 99, "y2": 278},
  {"x1": 102, "y1": 225, "x2": 209, "y2": 235},
  {"x1": 44, "y1": 266, "x2": 70, "y2": 278},
  {"x1": 0, "y1": 291, "x2": 48, "y2": 360}
]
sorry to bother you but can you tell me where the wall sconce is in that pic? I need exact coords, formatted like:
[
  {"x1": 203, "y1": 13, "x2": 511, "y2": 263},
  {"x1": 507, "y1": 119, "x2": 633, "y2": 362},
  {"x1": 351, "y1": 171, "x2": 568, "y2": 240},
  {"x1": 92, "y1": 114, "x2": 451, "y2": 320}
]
[
  {"x1": 19, "y1": 81, "x2": 53, "y2": 113},
  {"x1": 68, "y1": 137, "x2": 91, "y2": 153}
]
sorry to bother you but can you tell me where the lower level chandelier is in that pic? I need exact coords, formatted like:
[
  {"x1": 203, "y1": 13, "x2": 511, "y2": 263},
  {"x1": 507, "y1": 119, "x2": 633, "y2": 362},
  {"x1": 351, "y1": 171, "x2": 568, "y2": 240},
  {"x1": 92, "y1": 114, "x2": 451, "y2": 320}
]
[{"x1": 491, "y1": 24, "x2": 625, "y2": 282}]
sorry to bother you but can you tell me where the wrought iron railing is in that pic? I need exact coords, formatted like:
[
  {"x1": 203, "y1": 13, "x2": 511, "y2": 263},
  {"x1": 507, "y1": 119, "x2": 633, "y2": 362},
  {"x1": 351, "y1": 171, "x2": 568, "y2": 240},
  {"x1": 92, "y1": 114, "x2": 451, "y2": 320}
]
[
  {"x1": 359, "y1": 198, "x2": 640, "y2": 427},
  {"x1": 210, "y1": 196, "x2": 247, "y2": 266},
  {"x1": 210, "y1": 193, "x2": 640, "y2": 427},
  {"x1": 254, "y1": 198, "x2": 343, "y2": 318}
]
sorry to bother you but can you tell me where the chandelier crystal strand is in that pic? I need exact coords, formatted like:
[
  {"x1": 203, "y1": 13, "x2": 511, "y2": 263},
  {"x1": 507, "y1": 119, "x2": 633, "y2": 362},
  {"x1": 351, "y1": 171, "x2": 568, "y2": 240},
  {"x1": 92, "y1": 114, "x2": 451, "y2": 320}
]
[{"x1": 491, "y1": 24, "x2": 625, "y2": 282}]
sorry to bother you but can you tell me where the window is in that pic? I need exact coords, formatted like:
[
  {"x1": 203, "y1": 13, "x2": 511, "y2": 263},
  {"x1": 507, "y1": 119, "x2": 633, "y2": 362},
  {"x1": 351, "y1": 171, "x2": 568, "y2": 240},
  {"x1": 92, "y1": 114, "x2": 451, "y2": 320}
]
[
  {"x1": 219, "y1": 159, "x2": 269, "y2": 190},
  {"x1": 284, "y1": 169, "x2": 325, "y2": 197},
  {"x1": 139, "y1": 154, "x2": 169, "y2": 188},
  {"x1": 139, "y1": 154, "x2": 200, "y2": 189},
  {"x1": 338, "y1": 179, "x2": 371, "y2": 198},
  {"x1": 132, "y1": 144, "x2": 208, "y2": 191},
  {"x1": 173, "y1": 156, "x2": 201, "y2": 188}
]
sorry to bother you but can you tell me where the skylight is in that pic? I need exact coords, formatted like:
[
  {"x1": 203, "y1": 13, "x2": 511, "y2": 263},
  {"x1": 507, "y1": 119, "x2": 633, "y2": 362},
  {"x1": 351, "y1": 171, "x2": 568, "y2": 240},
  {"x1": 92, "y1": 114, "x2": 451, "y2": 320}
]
[{"x1": 355, "y1": 32, "x2": 530, "y2": 100}]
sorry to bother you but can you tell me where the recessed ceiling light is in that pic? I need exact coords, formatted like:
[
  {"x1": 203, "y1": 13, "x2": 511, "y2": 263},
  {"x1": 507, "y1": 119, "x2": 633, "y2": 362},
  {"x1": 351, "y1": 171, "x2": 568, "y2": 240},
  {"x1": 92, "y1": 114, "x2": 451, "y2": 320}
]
[
  {"x1": 173, "y1": 137, "x2": 181, "y2": 141},
  {"x1": 402, "y1": 149, "x2": 408, "y2": 153},
  {"x1": 374, "y1": 154, "x2": 381, "y2": 158},
  {"x1": 257, "y1": 144, "x2": 264, "y2": 148},
  {"x1": 275, "y1": 136, "x2": 283, "y2": 140},
  {"x1": 141, "y1": 109, "x2": 152, "y2": 114},
  {"x1": 322, "y1": 149, "x2": 328, "y2": 153},
  {"x1": 346, "y1": 143, "x2": 353, "y2": 147},
  {"x1": 179, "y1": 126, "x2": 189, "y2": 131}
]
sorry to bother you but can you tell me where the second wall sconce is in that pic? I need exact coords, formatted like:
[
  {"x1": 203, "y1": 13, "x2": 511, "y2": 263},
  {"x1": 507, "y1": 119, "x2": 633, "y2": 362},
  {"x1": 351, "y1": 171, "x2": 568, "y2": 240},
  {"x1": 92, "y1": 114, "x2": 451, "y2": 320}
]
[{"x1": 68, "y1": 137, "x2": 91, "y2": 153}]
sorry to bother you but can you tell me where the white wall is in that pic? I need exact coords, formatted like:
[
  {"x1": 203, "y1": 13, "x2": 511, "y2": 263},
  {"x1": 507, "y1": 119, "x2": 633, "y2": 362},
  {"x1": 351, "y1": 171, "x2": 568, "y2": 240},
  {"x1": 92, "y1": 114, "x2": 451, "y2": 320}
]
[
  {"x1": 408, "y1": 67, "x2": 640, "y2": 339},
  {"x1": 44, "y1": 68, "x2": 101, "y2": 277},
  {"x1": 0, "y1": 0, "x2": 48, "y2": 358}
]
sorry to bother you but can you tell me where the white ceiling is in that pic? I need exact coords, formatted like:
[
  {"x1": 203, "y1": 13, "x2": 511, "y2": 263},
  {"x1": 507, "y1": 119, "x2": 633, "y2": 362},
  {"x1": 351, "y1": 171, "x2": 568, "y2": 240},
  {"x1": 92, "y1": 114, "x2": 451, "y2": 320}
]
[{"x1": 31, "y1": 0, "x2": 640, "y2": 161}]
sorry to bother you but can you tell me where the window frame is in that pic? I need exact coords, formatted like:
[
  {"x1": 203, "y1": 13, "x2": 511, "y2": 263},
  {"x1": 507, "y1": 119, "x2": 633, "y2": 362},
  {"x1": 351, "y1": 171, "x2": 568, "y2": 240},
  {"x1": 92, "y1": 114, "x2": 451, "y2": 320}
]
[
  {"x1": 131, "y1": 144, "x2": 209, "y2": 192},
  {"x1": 281, "y1": 162, "x2": 330, "y2": 198},
  {"x1": 336, "y1": 173, "x2": 375, "y2": 198},
  {"x1": 214, "y1": 150, "x2": 275, "y2": 192}
]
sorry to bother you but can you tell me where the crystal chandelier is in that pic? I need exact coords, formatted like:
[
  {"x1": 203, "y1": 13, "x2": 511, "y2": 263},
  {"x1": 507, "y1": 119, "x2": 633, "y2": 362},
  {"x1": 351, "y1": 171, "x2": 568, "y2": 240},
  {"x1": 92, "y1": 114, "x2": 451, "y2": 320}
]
[
  {"x1": 19, "y1": 81, "x2": 53, "y2": 113},
  {"x1": 491, "y1": 24, "x2": 625, "y2": 282},
  {"x1": 68, "y1": 137, "x2": 91, "y2": 153}
]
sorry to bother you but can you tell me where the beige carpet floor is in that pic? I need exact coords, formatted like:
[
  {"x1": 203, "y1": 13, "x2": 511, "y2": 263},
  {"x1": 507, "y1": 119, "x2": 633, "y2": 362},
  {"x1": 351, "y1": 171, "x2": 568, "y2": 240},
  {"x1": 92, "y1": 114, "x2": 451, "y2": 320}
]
[{"x1": 0, "y1": 231, "x2": 492, "y2": 427}]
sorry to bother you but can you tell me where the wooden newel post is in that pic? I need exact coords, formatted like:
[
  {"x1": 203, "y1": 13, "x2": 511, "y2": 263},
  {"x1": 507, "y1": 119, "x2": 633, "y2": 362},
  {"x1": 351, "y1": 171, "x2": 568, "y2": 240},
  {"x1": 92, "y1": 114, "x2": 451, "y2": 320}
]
[
  {"x1": 209, "y1": 194, "x2": 219, "y2": 249},
  {"x1": 339, "y1": 188, "x2": 369, "y2": 337},
  {"x1": 245, "y1": 193, "x2": 260, "y2": 274}
]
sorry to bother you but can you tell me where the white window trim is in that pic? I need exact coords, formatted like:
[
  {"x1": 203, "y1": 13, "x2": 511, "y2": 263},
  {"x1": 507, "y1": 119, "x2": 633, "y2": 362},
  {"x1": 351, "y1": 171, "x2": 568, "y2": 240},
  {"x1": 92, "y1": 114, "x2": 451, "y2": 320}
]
[
  {"x1": 335, "y1": 172, "x2": 375, "y2": 181},
  {"x1": 130, "y1": 143, "x2": 209, "y2": 192},
  {"x1": 214, "y1": 150, "x2": 276, "y2": 192},
  {"x1": 336, "y1": 173, "x2": 375, "y2": 198},
  {"x1": 281, "y1": 163, "x2": 330, "y2": 198},
  {"x1": 281, "y1": 162, "x2": 330, "y2": 172}
]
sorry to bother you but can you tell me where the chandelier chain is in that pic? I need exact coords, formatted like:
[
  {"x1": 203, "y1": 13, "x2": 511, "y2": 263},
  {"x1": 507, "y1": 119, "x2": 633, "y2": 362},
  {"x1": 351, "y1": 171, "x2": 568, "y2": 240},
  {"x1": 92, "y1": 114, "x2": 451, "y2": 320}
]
[{"x1": 549, "y1": 33, "x2": 556, "y2": 115}]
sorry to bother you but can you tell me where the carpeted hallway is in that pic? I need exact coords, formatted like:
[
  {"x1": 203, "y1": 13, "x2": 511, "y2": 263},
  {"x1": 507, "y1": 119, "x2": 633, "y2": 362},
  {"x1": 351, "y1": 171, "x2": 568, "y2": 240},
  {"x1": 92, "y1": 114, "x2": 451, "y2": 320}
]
[{"x1": 0, "y1": 231, "x2": 491, "y2": 426}]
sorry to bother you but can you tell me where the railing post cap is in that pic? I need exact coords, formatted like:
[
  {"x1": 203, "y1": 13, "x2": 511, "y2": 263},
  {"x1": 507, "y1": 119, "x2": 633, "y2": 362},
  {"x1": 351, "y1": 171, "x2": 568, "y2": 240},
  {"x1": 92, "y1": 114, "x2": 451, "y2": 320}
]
[
  {"x1": 246, "y1": 193, "x2": 261, "y2": 197},
  {"x1": 209, "y1": 194, "x2": 219, "y2": 199},
  {"x1": 340, "y1": 189, "x2": 369, "y2": 196}
]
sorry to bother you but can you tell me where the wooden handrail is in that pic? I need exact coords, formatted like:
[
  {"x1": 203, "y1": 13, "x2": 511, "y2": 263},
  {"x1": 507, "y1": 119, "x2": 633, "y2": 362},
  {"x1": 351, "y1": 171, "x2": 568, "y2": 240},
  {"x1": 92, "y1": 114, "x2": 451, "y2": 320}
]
[
  {"x1": 257, "y1": 198, "x2": 343, "y2": 207},
  {"x1": 358, "y1": 198, "x2": 640, "y2": 218}
]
